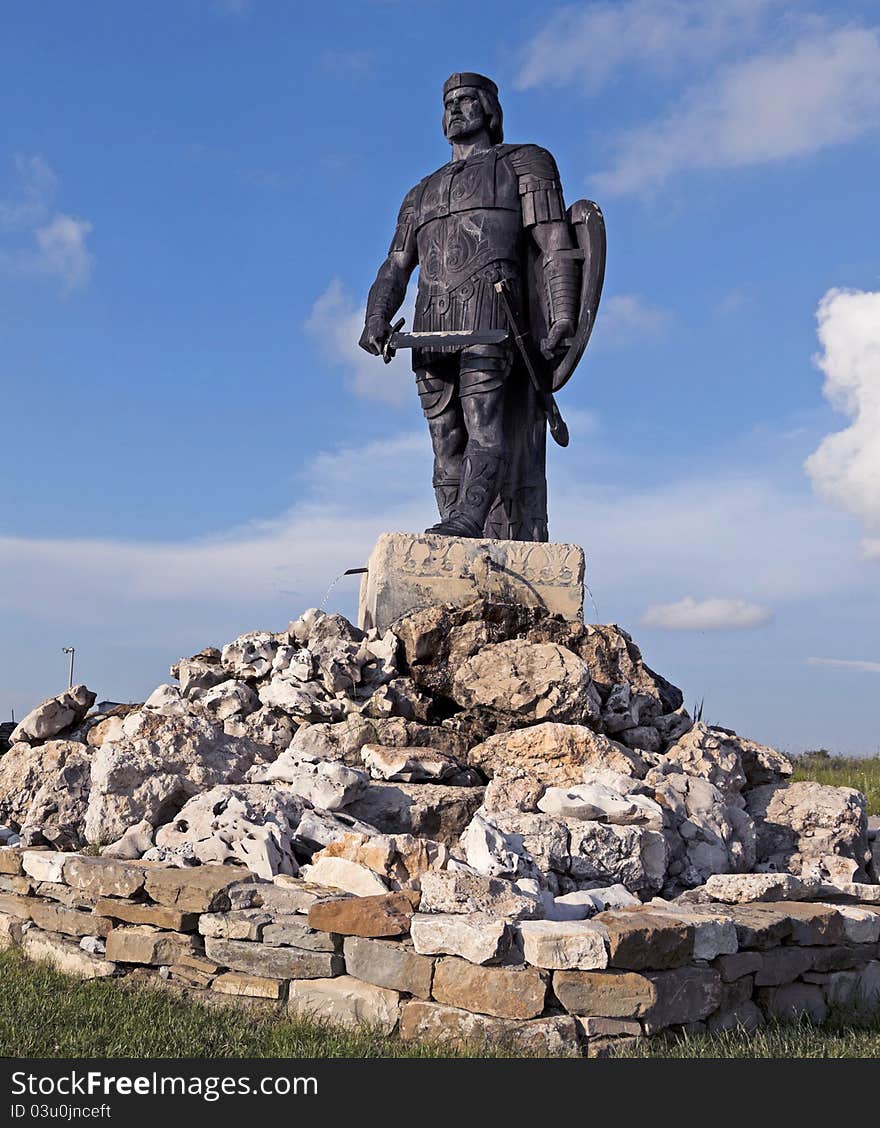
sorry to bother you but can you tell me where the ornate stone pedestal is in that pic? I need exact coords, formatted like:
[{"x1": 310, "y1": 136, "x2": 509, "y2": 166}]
[{"x1": 357, "y1": 532, "x2": 585, "y2": 633}]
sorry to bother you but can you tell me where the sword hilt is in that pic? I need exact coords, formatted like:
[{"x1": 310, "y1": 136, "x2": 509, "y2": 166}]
[{"x1": 382, "y1": 317, "x2": 406, "y2": 364}]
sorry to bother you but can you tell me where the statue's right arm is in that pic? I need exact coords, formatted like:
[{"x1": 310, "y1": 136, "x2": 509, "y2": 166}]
[{"x1": 359, "y1": 187, "x2": 419, "y2": 355}]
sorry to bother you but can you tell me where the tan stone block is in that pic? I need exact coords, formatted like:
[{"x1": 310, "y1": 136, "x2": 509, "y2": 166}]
[
  {"x1": 595, "y1": 910, "x2": 693, "y2": 970},
  {"x1": 554, "y1": 969, "x2": 658, "y2": 1018},
  {"x1": 22, "y1": 928, "x2": 116, "y2": 978},
  {"x1": 63, "y1": 856, "x2": 146, "y2": 898},
  {"x1": 262, "y1": 915, "x2": 340, "y2": 952},
  {"x1": 32, "y1": 881, "x2": 99, "y2": 910},
  {"x1": 198, "y1": 908, "x2": 269, "y2": 941},
  {"x1": 288, "y1": 975, "x2": 400, "y2": 1034},
  {"x1": 343, "y1": 936, "x2": 434, "y2": 999},
  {"x1": 95, "y1": 897, "x2": 199, "y2": 931},
  {"x1": 29, "y1": 900, "x2": 113, "y2": 938},
  {"x1": 575, "y1": 1016, "x2": 642, "y2": 1037},
  {"x1": 399, "y1": 1000, "x2": 580, "y2": 1056},
  {"x1": 105, "y1": 924, "x2": 201, "y2": 965},
  {"x1": 0, "y1": 874, "x2": 31, "y2": 895},
  {"x1": 0, "y1": 893, "x2": 33, "y2": 919},
  {"x1": 358, "y1": 533, "x2": 585, "y2": 633},
  {"x1": 168, "y1": 964, "x2": 215, "y2": 988},
  {"x1": 0, "y1": 910, "x2": 23, "y2": 949},
  {"x1": 212, "y1": 972, "x2": 286, "y2": 1000},
  {"x1": 203, "y1": 936, "x2": 343, "y2": 980},
  {"x1": 176, "y1": 953, "x2": 221, "y2": 975},
  {"x1": 517, "y1": 919, "x2": 609, "y2": 971},
  {"x1": 431, "y1": 957, "x2": 548, "y2": 1019},
  {"x1": 307, "y1": 891, "x2": 418, "y2": 938},
  {"x1": 144, "y1": 865, "x2": 256, "y2": 912},
  {"x1": 0, "y1": 848, "x2": 26, "y2": 875}
]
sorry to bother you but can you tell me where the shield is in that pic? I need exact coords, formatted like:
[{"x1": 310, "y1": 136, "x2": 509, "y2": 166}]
[{"x1": 551, "y1": 199, "x2": 606, "y2": 392}]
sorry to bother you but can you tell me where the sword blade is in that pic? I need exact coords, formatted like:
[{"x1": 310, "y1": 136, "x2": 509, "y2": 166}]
[{"x1": 389, "y1": 329, "x2": 509, "y2": 349}]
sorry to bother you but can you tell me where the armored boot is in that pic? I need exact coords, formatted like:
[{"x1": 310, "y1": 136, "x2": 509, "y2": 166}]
[
  {"x1": 425, "y1": 444, "x2": 505, "y2": 538},
  {"x1": 431, "y1": 470, "x2": 460, "y2": 524}
]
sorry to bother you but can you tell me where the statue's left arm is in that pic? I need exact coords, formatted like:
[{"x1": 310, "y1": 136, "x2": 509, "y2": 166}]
[{"x1": 510, "y1": 145, "x2": 580, "y2": 358}]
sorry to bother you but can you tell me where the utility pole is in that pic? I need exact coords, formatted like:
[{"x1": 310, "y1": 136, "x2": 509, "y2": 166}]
[{"x1": 62, "y1": 647, "x2": 75, "y2": 689}]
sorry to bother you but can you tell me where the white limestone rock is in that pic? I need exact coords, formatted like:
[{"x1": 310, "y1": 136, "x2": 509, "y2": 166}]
[
  {"x1": 299, "y1": 856, "x2": 390, "y2": 897},
  {"x1": 0, "y1": 739, "x2": 93, "y2": 850},
  {"x1": 703, "y1": 872, "x2": 815, "y2": 903},
  {"x1": 746, "y1": 780, "x2": 870, "y2": 884},
  {"x1": 248, "y1": 752, "x2": 368, "y2": 811},
  {"x1": 195, "y1": 679, "x2": 260, "y2": 721},
  {"x1": 142, "y1": 684, "x2": 189, "y2": 717},
  {"x1": 154, "y1": 784, "x2": 304, "y2": 878},
  {"x1": 537, "y1": 783, "x2": 640, "y2": 823},
  {"x1": 410, "y1": 912, "x2": 514, "y2": 965},
  {"x1": 517, "y1": 919, "x2": 610, "y2": 970},
  {"x1": 451, "y1": 640, "x2": 602, "y2": 727},
  {"x1": 100, "y1": 819, "x2": 155, "y2": 860},
  {"x1": 85, "y1": 713, "x2": 266, "y2": 844},
  {"x1": 10, "y1": 684, "x2": 97, "y2": 744},
  {"x1": 221, "y1": 631, "x2": 278, "y2": 679},
  {"x1": 360, "y1": 743, "x2": 462, "y2": 783}
]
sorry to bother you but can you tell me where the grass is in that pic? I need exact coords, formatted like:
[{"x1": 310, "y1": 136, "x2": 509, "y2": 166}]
[
  {"x1": 4, "y1": 950, "x2": 880, "y2": 1060},
  {"x1": 621, "y1": 1016, "x2": 880, "y2": 1059},
  {"x1": 790, "y1": 752, "x2": 880, "y2": 816},
  {"x1": 0, "y1": 949, "x2": 489, "y2": 1059}
]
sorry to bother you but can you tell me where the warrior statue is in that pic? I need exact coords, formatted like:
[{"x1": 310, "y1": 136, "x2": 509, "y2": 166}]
[{"x1": 359, "y1": 72, "x2": 605, "y2": 542}]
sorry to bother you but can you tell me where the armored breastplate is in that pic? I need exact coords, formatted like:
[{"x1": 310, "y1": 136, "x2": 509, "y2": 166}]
[{"x1": 415, "y1": 148, "x2": 521, "y2": 290}]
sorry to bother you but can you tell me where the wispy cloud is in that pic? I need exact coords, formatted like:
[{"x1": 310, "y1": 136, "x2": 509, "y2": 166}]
[
  {"x1": 641, "y1": 596, "x2": 773, "y2": 631},
  {"x1": 515, "y1": 0, "x2": 779, "y2": 91},
  {"x1": 804, "y1": 288, "x2": 880, "y2": 560},
  {"x1": 0, "y1": 155, "x2": 94, "y2": 292},
  {"x1": 599, "y1": 293, "x2": 670, "y2": 340},
  {"x1": 591, "y1": 27, "x2": 880, "y2": 194},
  {"x1": 515, "y1": 4, "x2": 880, "y2": 196},
  {"x1": 807, "y1": 657, "x2": 880, "y2": 674},
  {"x1": 304, "y1": 278, "x2": 415, "y2": 405}
]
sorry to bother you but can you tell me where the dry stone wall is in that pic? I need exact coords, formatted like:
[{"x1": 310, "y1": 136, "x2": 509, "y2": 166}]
[{"x1": 2, "y1": 851, "x2": 879, "y2": 1056}]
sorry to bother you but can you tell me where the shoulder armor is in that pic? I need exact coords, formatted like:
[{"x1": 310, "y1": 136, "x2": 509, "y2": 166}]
[
  {"x1": 504, "y1": 145, "x2": 566, "y2": 227},
  {"x1": 389, "y1": 183, "x2": 420, "y2": 254},
  {"x1": 505, "y1": 144, "x2": 560, "y2": 183}
]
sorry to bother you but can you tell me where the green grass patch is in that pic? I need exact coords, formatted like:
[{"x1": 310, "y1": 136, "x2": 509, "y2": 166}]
[
  {"x1": 0, "y1": 949, "x2": 492, "y2": 1059},
  {"x1": 621, "y1": 1015, "x2": 880, "y2": 1059},
  {"x1": 3, "y1": 950, "x2": 880, "y2": 1059},
  {"x1": 790, "y1": 753, "x2": 880, "y2": 815}
]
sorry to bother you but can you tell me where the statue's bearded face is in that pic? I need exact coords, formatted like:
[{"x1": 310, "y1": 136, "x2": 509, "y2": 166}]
[{"x1": 443, "y1": 87, "x2": 486, "y2": 140}]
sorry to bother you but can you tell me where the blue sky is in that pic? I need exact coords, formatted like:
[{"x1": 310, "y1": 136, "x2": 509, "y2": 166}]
[{"x1": 2, "y1": 0, "x2": 879, "y2": 754}]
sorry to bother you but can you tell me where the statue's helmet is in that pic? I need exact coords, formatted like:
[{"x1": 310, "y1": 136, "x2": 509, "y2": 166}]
[{"x1": 442, "y1": 72, "x2": 504, "y2": 144}]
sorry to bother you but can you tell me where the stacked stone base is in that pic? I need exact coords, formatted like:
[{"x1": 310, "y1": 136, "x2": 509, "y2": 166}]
[{"x1": 2, "y1": 850, "x2": 879, "y2": 1057}]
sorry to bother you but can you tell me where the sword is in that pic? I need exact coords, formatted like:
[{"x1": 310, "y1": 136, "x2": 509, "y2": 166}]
[
  {"x1": 382, "y1": 319, "x2": 509, "y2": 363},
  {"x1": 493, "y1": 279, "x2": 570, "y2": 448}
]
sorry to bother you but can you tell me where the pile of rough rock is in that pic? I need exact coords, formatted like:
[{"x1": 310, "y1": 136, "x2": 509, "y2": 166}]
[{"x1": 1, "y1": 600, "x2": 876, "y2": 914}]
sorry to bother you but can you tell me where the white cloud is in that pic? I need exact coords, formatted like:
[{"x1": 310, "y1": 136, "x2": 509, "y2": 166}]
[
  {"x1": 304, "y1": 278, "x2": 415, "y2": 405},
  {"x1": 592, "y1": 27, "x2": 880, "y2": 194},
  {"x1": 641, "y1": 596, "x2": 773, "y2": 630},
  {"x1": 804, "y1": 288, "x2": 880, "y2": 559},
  {"x1": 599, "y1": 293, "x2": 670, "y2": 339},
  {"x1": 0, "y1": 156, "x2": 94, "y2": 292},
  {"x1": 516, "y1": 0, "x2": 778, "y2": 91},
  {"x1": 807, "y1": 657, "x2": 880, "y2": 674}
]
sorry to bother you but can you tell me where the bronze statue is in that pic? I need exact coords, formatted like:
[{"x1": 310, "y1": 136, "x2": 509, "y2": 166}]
[{"x1": 359, "y1": 72, "x2": 605, "y2": 542}]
